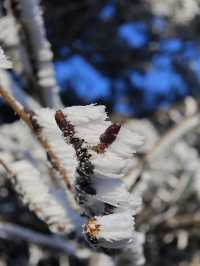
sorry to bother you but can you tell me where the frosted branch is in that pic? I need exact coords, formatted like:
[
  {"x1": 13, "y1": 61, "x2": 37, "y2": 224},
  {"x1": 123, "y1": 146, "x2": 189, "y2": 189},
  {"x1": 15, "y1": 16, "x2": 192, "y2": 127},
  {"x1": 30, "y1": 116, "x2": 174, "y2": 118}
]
[
  {"x1": 0, "y1": 221, "x2": 76, "y2": 255},
  {"x1": 15, "y1": 0, "x2": 62, "y2": 107}
]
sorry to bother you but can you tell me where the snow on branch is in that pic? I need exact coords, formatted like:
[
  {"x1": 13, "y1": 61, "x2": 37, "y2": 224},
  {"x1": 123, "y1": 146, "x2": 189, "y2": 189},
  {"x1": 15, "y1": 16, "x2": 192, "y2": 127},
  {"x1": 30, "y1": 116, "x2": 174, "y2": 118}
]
[
  {"x1": 0, "y1": 79, "x2": 145, "y2": 261},
  {"x1": 9, "y1": 160, "x2": 75, "y2": 234},
  {"x1": 0, "y1": 46, "x2": 12, "y2": 69},
  {"x1": 15, "y1": 0, "x2": 61, "y2": 108},
  {"x1": 32, "y1": 104, "x2": 144, "y2": 252}
]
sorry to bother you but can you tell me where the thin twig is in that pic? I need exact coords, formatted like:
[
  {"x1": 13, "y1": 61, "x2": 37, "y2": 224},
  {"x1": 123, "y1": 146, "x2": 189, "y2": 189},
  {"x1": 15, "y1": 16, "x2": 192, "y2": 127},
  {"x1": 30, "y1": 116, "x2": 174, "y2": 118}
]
[
  {"x1": 0, "y1": 154, "x2": 77, "y2": 249},
  {"x1": 0, "y1": 221, "x2": 76, "y2": 255},
  {"x1": 0, "y1": 85, "x2": 73, "y2": 192},
  {"x1": 0, "y1": 85, "x2": 31, "y2": 126},
  {"x1": 127, "y1": 114, "x2": 200, "y2": 191},
  {"x1": 145, "y1": 114, "x2": 200, "y2": 163},
  {"x1": 0, "y1": 158, "x2": 15, "y2": 177},
  {"x1": 162, "y1": 213, "x2": 200, "y2": 230},
  {"x1": 11, "y1": 0, "x2": 62, "y2": 108}
]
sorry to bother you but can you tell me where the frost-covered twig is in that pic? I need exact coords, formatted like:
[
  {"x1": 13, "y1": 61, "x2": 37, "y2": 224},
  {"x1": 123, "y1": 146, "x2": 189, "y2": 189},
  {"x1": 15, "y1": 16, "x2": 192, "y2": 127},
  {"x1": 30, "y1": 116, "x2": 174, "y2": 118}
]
[
  {"x1": 127, "y1": 114, "x2": 200, "y2": 190},
  {"x1": 0, "y1": 85, "x2": 73, "y2": 192},
  {"x1": 10, "y1": 160, "x2": 76, "y2": 234},
  {"x1": 0, "y1": 85, "x2": 144, "y2": 253},
  {"x1": 0, "y1": 84, "x2": 31, "y2": 125},
  {"x1": 161, "y1": 213, "x2": 200, "y2": 230},
  {"x1": 0, "y1": 221, "x2": 76, "y2": 255},
  {"x1": 0, "y1": 157, "x2": 14, "y2": 177},
  {"x1": 13, "y1": 0, "x2": 61, "y2": 107},
  {"x1": 29, "y1": 105, "x2": 144, "y2": 255},
  {"x1": 0, "y1": 69, "x2": 41, "y2": 110},
  {"x1": 0, "y1": 157, "x2": 76, "y2": 234},
  {"x1": 0, "y1": 46, "x2": 12, "y2": 69},
  {"x1": 0, "y1": 45, "x2": 144, "y2": 256},
  {"x1": 0, "y1": 14, "x2": 31, "y2": 77},
  {"x1": 146, "y1": 114, "x2": 200, "y2": 163}
]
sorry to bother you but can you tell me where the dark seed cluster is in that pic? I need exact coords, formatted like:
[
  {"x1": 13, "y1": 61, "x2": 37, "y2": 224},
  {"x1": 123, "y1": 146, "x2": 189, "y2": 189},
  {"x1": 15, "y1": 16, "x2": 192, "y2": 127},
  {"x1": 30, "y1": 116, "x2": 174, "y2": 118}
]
[
  {"x1": 93, "y1": 124, "x2": 121, "y2": 153},
  {"x1": 55, "y1": 110, "x2": 122, "y2": 220},
  {"x1": 55, "y1": 110, "x2": 96, "y2": 198},
  {"x1": 100, "y1": 124, "x2": 121, "y2": 145},
  {"x1": 55, "y1": 110, "x2": 75, "y2": 138}
]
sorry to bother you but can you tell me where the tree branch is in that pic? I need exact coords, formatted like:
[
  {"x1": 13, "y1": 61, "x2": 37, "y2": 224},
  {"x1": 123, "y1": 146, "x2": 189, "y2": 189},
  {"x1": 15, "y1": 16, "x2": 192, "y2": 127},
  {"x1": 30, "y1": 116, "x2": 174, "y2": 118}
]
[
  {"x1": 0, "y1": 221, "x2": 76, "y2": 255},
  {"x1": 126, "y1": 114, "x2": 200, "y2": 191},
  {"x1": 0, "y1": 85, "x2": 73, "y2": 192}
]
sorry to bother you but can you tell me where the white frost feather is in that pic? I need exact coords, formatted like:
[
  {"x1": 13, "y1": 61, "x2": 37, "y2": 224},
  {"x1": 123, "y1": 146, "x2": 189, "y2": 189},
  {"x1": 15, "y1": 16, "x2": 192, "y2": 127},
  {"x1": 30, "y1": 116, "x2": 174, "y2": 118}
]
[
  {"x1": 91, "y1": 151, "x2": 134, "y2": 178},
  {"x1": 92, "y1": 178, "x2": 138, "y2": 211},
  {"x1": 97, "y1": 212, "x2": 134, "y2": 242},
  {"x1": 116, "y1": 232, "x2": 145, "y2": 266},
  {"x1": 10, "y1": 160, "x2": 74, "y2": 234},
  {"x1": 88, "y1": 212, "x2": 134, "y2": 248},
  {"x1": 63, "y1": 104, "x2": 111, "y2": 145},
  {"x1": 90, "y1": 122, "x2": 143, "y2": 178},
  {"x1": 35, "y1": 108, "x2": 78, "y2": 182},
  {"x1": 0, "y1": 47, "x2": 12, "y2": 69},
  {"x1": 108, "y1": 123, "x2": 144, "y2": 158}
]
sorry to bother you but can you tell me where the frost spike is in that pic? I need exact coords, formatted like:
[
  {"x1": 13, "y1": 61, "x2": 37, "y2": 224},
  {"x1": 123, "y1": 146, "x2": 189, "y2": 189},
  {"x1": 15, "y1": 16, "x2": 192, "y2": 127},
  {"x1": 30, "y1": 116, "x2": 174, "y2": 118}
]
[{"x1": 10, "y1": 160, "x2": 75, "y2": 234}]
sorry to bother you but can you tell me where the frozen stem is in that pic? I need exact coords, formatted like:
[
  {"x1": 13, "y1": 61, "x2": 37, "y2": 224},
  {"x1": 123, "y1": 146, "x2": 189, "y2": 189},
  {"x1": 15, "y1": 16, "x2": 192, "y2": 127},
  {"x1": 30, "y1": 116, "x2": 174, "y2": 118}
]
[
  {"x1": 127, "y1": 114, "x2": 200, "y2": 191},
  {"x1": 0, "y1": 85, "x2": 73, "y2": 192},
  {"x1": 163, "y1": 213, "x2": 200, "y2": 230},
  {"x1": 0, "y1": 221, "x2": 76, "y2": 255},
  {"x1": 0, "y1": 157, "x2": 15, "y2": 177}
]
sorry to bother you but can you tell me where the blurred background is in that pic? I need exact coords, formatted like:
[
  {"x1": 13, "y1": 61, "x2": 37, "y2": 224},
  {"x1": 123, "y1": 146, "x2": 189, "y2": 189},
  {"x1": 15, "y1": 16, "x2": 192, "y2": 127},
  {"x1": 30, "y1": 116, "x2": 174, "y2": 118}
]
[
  {"x1": 1, "y1": 0, "x2": 200, "y2": 121},
  {"x1": 44, "y1": 0, "x2": 200, "y2": 117}
]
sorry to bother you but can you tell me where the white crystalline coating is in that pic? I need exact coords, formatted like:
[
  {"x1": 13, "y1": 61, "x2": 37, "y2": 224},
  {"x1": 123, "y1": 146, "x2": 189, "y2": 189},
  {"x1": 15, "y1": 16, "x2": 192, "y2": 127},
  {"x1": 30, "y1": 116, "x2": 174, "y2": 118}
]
[
  {"x1": 125, "y1": 119, "x2": 158, "y2": 153},
  {"x1": 15, "y1": 0, "x2": 61, "y2": 107},
  {"x1": 91, "y1": 150, "x2": 134, "y2": 178},
  {"x1": 116, "y1": 232, "x2": 145, "y2": 266},
  {"x1": 62, "y1": 104, "x2": 111, "y2": 145},
  {"x1": 97, "y1": 212, "x2": 134, "y2": 248},
  {"x1": 32, "y1": 105, "x2": 143, "y2": 249},
  {"x1": 63, "y1": 104, "x2": 133, "y2": 178},
  {"x1": 63, "y1": 104, "x2": 107, "y2": 124},
  {"x1": 90, "y1": 122, "x2": 143, "y2": 178},
  {"x1": 147, "y1": 0, "x2": 200, "y2": 24},
  {"x1": 0, "y1": 47, "x2": 12, "y2": 69},
  {"x1": 85, "y1": 212, "x2": 134, "y2": 248},
  {"x1": 0, "y1": 69, "x2": 41, "y2": 110},
  {"x1": 98, "y1": 212, "x2": 135, "y2": 241},
  {"x1": 34, "y1": 108, "x2": 78, "y2": 182},
  {"x1": 0, "y1": 16, "x2": 19, "y2": 47},
  {"x1": 131, "y1": 232, "x2": 146, "y2": 266},
  {"x1": 41, "y1": 105, "x2": 142, "y2": 180},
  {"x1": 108, "y1": 122, "x2": 144, "y2": 158},
  {"x1": 10, "y1": 160, "x2": 74, "y2": 234},
  {"x1": 90, "y1": 253, "x2": 115, "y2": 266},
  {"x1": 92, "y1": 178, "x2": 136, "y2": 210},
  {"x1": 128, "y1": 193, "x2": 143, "y2": 215}
]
